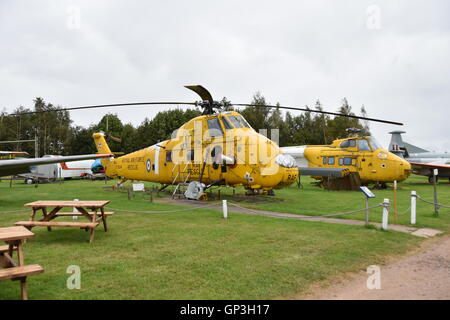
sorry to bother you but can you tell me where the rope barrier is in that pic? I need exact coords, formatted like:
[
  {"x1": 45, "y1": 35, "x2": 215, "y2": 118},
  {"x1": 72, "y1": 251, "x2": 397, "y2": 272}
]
[
  {"x1": 416, "y1": 195, "x2": 450, "y2": 209},
  {"x1": 107, "y1": 202, "x2": 221, "y2": 214},
  {"x1": 229, "y1": 202, "x2": 384, "y2": 219},
  {"x1": 0, "y1": 201, "x2": 387, "y2": 218},
  {"x1": 396, "y1": 205, "x2": 411, "y2": 216}
]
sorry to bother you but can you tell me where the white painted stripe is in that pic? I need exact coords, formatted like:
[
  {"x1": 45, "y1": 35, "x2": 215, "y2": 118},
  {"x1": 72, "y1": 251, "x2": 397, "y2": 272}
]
[{"x1": 154, "y1": 148, "x2": 160, "y2": 175}]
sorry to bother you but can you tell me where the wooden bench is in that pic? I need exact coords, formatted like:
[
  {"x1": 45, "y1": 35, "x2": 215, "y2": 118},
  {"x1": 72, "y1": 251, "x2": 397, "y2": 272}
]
[
  {"x1": 0, "y1": 245, "x2": 17, "y2": 254},
  {"x1": 0, "y1": 264, "x2": 44, "y2": 300},
  {"x1": 14, "y1": 221, "x2": 100, "y2": 242},
  {"x1": 54, "y1": 211, "x2": 114, "y2": 217},
  {"x1": 15, "y1": 221, "x2": 99, "y2": 229},
  {"x1": 22, "y1": 200, "x2": 111, "y2": 243}
]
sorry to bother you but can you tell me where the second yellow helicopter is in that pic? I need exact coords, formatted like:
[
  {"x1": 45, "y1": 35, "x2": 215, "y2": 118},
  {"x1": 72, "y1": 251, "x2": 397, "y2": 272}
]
[{"x1": 282, "y1": 135, "x2": 412, "y2": 188}]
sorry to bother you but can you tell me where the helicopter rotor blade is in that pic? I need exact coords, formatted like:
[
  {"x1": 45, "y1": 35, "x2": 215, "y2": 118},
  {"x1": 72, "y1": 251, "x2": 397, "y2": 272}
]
[
  {"x1": 9, "y1": 101, "x2": 198, "y2": 116},
  {"x1": 106, "y1": 133, "x2": 122, "y2": 143},
  {"x1": 233, "y1": 103, "x2": 403, "y2": 126},
  {"x1": 184, "y1": 85, "x2": 214, "y2": 104}
]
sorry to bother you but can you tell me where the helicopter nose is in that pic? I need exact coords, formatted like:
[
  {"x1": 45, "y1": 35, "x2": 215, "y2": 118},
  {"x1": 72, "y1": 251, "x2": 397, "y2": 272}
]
[
  {"x1": 395, "y1": 158, "x2": 412, "y2": 181},
  {"x1": 402, "y1": 161, "x2": 412, "y2": 179}
]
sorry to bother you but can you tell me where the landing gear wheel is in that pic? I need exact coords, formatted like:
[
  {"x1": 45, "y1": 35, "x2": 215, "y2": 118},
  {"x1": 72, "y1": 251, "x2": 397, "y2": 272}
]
[
  {"x1": 428, "y1": 176, "x2": 438, "y2": 184},
  {"x1": 267, "y1": 190, "x2": 275, "y2": 196}
]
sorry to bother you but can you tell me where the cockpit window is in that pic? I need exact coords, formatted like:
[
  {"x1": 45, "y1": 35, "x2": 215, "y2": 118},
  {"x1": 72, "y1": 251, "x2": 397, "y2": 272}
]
[
  {"x1": 221, "y1": 116, "x2": 233, "y2": 130},
  {"x1": 227, "y1": 115, "x2": 251, "y2": 128},
  {"x1": 207, "y1": 118, "x2": 223, "y2": 137},
  {"x1": 368, "y1": 137, "x2": 382, "y2": 150},
  {"x1": 358, "y1": 139, "x2": 371, "y2": 151},
  {"x1": 237, "y1": 115, "x2": 251, "y2": 128},
  {"x1": 340, "y1": 139, "x2": 356, "y2": 148}
]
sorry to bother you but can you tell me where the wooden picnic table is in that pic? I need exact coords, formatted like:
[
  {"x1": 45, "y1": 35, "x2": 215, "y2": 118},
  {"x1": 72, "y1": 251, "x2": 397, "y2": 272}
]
[
  {"x1": 15, "y1": 200, "x2": 112, "y2": 243},
  {"x1": 0, "y1": 226, "x2": 44, "y2": 300}
]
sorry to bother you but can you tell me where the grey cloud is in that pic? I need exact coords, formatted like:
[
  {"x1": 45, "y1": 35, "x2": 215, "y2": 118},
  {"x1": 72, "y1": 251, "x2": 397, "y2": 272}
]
[{"x1": 1, "y1": 0, "x2": 449, "y2": 150}]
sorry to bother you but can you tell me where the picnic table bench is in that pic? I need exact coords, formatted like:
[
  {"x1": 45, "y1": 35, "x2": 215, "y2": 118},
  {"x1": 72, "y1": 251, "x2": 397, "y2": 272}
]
[
  {"x1": 15, "y1": 200, "x2": 112, "y2": 243},
  {"x1": 0, "y1": 226, "x2": 44, "y2": 300}
]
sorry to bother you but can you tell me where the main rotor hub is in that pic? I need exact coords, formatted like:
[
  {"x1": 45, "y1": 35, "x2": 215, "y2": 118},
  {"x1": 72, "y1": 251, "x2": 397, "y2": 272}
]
[{"x1": 196, "y1": 100, "x2": 225, "y2": 115}]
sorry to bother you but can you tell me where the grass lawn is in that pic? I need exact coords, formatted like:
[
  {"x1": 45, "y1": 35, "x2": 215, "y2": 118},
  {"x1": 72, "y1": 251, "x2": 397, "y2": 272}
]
[
  {"x1": 227, "y1": 175, "x2": 450, "y2": 231},
  {"x1": 0, "y1": 178, "x2": 431, "y2": 299}
]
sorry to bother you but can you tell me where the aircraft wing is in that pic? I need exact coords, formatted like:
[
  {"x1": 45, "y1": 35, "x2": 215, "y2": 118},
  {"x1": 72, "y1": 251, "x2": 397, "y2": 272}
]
[
  {"x1": 0, "y1": 154, "x2": 112, "y2": 177},
  {"x1": 409, "y1": 161, "x2": 450, "y2": 176}
]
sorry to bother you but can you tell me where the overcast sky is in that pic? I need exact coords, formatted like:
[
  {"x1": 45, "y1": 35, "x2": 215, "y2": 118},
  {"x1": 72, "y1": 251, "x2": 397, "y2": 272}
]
[{"x1": 1, "y1": 0, "x2": 449, "y2": 151}]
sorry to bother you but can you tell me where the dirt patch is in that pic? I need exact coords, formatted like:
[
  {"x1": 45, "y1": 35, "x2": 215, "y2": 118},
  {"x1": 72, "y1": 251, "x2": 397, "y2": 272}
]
[{"x1": 289, "y1": 235, "x2": 450, "y2": 300}]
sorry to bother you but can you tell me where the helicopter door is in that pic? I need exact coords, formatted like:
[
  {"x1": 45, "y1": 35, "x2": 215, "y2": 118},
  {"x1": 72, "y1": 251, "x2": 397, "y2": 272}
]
[
  {"x1": 356, "y1": 139, "x2": 373, "y2": 179},
  {"x1": 185, "y1": 149, "x2": 209, "y2": 182}
]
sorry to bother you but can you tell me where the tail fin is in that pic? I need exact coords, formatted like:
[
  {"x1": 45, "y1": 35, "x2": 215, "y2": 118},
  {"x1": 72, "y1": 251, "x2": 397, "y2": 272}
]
[
  {"x1": 93, "y1": 132, "x2": 112, "y2": 154},
  {"x1": 389, "y1": 131, "x2": 406, "y2": 157},
  {"x1": 92, "y1": 132, "x2": 117, "y2": 177},
  {"x1": 389, "y1": 131, "x2": 429, "y2": 158}
]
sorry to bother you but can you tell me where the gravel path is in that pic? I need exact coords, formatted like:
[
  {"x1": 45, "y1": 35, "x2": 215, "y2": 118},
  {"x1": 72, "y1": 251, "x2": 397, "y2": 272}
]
[{"x1": 295, "y1": 235, "x2": 450, "y2": 300}]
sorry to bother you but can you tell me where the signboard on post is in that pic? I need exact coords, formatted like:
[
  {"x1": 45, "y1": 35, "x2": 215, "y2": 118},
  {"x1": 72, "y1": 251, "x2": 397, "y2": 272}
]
[
  {"x1": 132, "y1": 183, "x2": 145, "y2": 192},
  {"x1": 360, "y1": 186, "x2": 376, "y2": 226},
  {"x1": 359, "y1": 186, "x2": 375, "y2": 199}
]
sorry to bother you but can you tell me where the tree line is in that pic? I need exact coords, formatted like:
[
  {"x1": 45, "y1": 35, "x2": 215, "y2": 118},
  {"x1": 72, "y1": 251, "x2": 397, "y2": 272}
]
[{"x1": 0, "y1": 94, "x2": 370, "y2": 156}]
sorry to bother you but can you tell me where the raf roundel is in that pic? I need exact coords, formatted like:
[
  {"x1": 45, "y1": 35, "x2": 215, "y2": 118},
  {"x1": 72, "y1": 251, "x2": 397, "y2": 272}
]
[{"x1": 146, "y1": 159, "x2": 151, "y2": 172}]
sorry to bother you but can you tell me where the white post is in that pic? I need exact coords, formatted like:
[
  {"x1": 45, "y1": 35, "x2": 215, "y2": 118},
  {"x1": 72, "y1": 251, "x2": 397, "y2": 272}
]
[
  {"x1": 382, "y1": 198, "x2": 389, "y2": 230},
  {"x1": 411, "y1": 191, "x2": 416, "y2": 225},
  {"x1": 433, "y1": 169, "x2": 439, "y2": 216},
  {"x1": 222, "y1": 200, "x2": 228, "y2": 219},
  {"x1": 73, "y1": 199, "x2": 79, "y2": 220}
]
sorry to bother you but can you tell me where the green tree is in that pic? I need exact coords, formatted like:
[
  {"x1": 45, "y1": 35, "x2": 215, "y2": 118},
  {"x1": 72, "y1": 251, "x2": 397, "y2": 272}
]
[
  {"x1": 93, "y1": 113, "x2": 124, "y2": 152},
  {"x1": 326, "y1": 98, "x2": 370, "y2": 140},
  {"x1": 136, "y1": 108, "x2": 201, "y2": 148},
  {"x1": 239, "y1": 92, "x2": 271, "y2": 131}
]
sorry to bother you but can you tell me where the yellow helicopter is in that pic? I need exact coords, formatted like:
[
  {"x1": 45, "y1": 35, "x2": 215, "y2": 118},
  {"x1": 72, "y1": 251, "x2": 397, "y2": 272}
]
[
  {"x1": 282, "y1": 131, "x2": 412, "y2": 189},
  {"x1": 93, "y1": 109, "x2": 300, "y2": 199},
  {"x1": 13, "y1": 85, "x2": 404, "y2": 198}
]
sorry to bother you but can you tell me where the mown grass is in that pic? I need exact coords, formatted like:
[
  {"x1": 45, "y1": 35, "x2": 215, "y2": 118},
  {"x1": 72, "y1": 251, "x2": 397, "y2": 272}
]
[
  {"x1": 226, "y1": 175, "x2": 450, "y2": 231},
  {"x1": 0, "y1": 178, "x2": 425, "y2": 299}
]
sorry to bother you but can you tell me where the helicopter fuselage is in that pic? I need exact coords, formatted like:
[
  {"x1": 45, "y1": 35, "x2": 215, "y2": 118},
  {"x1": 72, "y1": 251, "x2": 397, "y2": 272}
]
[
  {"x1": 283, "y1": 136, "x2": 411, "y2": 184},
  {"x1": 93, "y1": 111, "x2": 298, "y2": 192}
]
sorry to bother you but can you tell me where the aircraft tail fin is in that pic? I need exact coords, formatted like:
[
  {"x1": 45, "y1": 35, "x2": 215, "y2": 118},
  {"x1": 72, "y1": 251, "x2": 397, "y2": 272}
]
[
  {"x1": 389, "y1": 131, "x2": 428, "y2": 158},
  {"x1": 92, "y1": 132, "x2": 118, "y2": 177},
  {"x1": 93, "y1": 132, "x2": 112, "y2": 155}
]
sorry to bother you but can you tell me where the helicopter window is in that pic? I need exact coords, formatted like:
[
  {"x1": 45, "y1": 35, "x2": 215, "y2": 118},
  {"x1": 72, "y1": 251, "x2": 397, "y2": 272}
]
[
  {"x1": 227, "y1": 116, "x2": 242, "y2": 128},
  {"x1": 340, "y1": 140, "x2": 356, "y2": 148},
  {"x1": 227, "y1": 115, "x2": 251, "y2": 128},
  {"x1": 207, "y1": 118, "x2": 223, "y2": 137},
  {"x1": 328, "y1": 157, "x2": 335, "y2": 165},
  {"x1": 339, "y1": 157, "x2": 353, "y2": 166},
  {"x1": 323, "y1": 157, "x2": 327, "y2": 165},
  {"x1": 166, "y1": 151, "x2": 172, "y2": 162},
  {"x1": 369, "y1": 137, "x2": 382, "y2": 150},
  {"x1": 237, "y1": 115, "x2": 251, "y2": 128},
  {"x1": 358, "y1": 140, "x2": 371, "y2": 151},
  {"x1": 187, "y1": 150, "x2": 194, "y2": 161},
  {"x1": 221, "y1": 117, "x2": 233, "y2": 130},
  {"x1": 340, "y1": 141, "x2": 349, "y2": 148}
]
